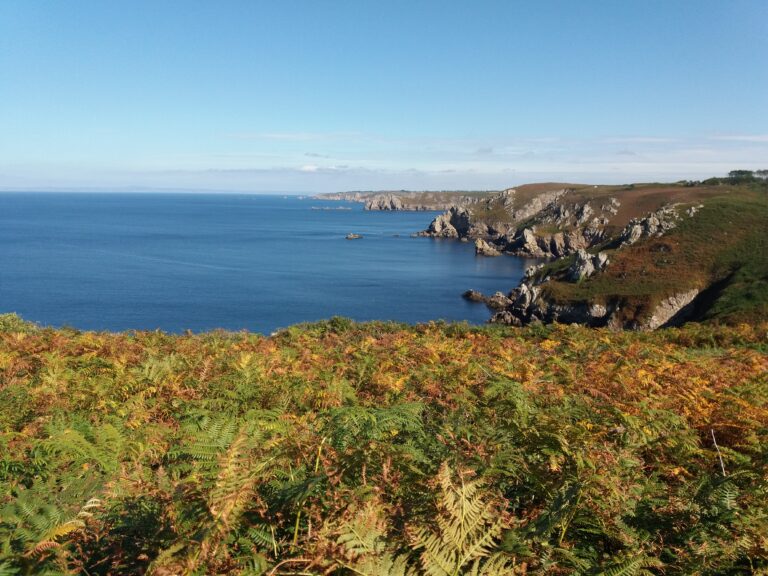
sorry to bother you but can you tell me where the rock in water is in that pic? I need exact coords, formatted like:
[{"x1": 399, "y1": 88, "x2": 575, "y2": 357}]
[
  {"x1": 462, "y1": 289, "x2": 486, "y2": 302},
  {"x1": 474, "y1": 238, "x2": 501, "y2": 257},
  {"x1": 486, "y1": 291, "x2": 514, "y2": 309},
  {"x1": 418, "y1": 206, "x2": 472, "y2": 238}
]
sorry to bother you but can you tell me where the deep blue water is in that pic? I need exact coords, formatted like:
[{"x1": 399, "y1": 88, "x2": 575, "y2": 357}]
[{"x1": 0, "y1": 193, "x2": 531, "y2": 333}]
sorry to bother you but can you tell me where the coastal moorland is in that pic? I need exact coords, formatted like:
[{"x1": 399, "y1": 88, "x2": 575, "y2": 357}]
[
  {"x1": 0, "y1": 314, "x2": 766, "y2": 575},
  {"x1": 1, "y1": 173, "x2": 767, "y2": 575},
  {"x1": 3, "y1": 1, "x2": 766, "y2": 573}
]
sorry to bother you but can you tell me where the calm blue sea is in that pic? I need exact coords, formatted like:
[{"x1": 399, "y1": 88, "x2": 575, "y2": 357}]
[{"x1": 0, "y1": 193, "x2": 531, "y2": 333}]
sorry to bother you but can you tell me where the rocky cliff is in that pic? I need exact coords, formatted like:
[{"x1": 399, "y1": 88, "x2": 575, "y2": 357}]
[
  {"x1": 424, "y1": 180, "x2": 767, "y2": 330},
  {"x1": 364, "y1": 193, "x2": 404, "y2": 211},
  {"x1": 415, "y1": 206, "x2": 473, "y2": 238},
  {"x1": 474, "y1": 200, "x2": 700, "y2": 330},
  {"x1": 418, "y1": 185, "x2": 626, "y2": 259}
]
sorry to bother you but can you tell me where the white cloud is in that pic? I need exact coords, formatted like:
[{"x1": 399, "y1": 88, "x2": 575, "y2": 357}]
[
  {"x1": 5, "y1": 132, "x2": 767, "y2": 193},
  {"x1": 708, "y1": 134, "x2": 768, "y2": 143}
]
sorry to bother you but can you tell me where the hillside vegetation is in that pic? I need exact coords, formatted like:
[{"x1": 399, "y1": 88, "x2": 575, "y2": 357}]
[
  {"x1": 417, "y1": 178, "x2": 768, "y2": 328},
  {"x1": 539, "y1": 182, "x2": 768, "y2": 324},
  {"x1": 1, "y1": 314, "x2": 767, "y2": 574}
]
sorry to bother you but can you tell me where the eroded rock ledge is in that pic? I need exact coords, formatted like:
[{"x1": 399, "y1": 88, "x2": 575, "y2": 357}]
[{"x1": 484, "y1": 264, "x2": 700, "y2": 331}]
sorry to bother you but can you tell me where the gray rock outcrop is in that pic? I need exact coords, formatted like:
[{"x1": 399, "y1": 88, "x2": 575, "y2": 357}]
[
  {"x1": 566, "y1": 249, "x2": 609, "y2": 282},
  {"x1": 461, "y1": 289, "x2": 513, "y2": 310},
  {"x1": 490, "y1": 274, "x2": 700, "y2": 331},
  {"x1": 462, "y1": 289, "x2": 486, "y2": 303},
  {"x1": 490, "y1": 274, "x2": 619, "y2": 328},
  {"x1": 639, "y1": 289, "x2": 700, "y2": 330},
  {"x1": 418, "y1": 206, "x2": 472, "y2": 238},
  {"x1": 486, "y1": 291, "x2": 514, "y2": 309},
  {"x1": 686, "y1": 204, "x2": 704, "y2": 217},
  {"x1": 474, "y1": 238, "x2": 501, "y2": 257},
  {"x1": 503, "y1": 227, "x2": 602, "y2": 259},
  {"x1": 617, "y1": 205, "x2": 680, "y2": 247},
  {"x1": 364, "y1": 194, "x2": 404, "y2": 211},
  {"x1": 506, "y1": 188, "x2": 568, "y2": 221},
  {"x1": 601, "y1": 197, "x2": 621, "y2": 215}
]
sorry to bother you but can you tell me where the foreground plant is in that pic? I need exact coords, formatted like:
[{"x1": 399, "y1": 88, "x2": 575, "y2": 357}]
[{"x1": 0, "y1": 316, "x2": 767, "y2": 574}]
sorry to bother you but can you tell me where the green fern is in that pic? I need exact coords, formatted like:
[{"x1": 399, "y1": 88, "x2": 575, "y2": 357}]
[
  {"x1": 408, "y1": 463, "x2": 515, "y2": 576},
  {"x1": 169, "y1": 414, "x2": 240, "y2": 462},
  {"x1": 165, "y1": 413, "x2": 287, "y2": 570},
  {"x1": 335, "y1": 502, "x2": 413, "y2": 576},
  {"x1": 593, "y1": 553, "x2": 663, "y2": 576},
  {"x1": 42, "y1": 421, "x2": 126, "y2": 473},
  {"x1": 0, "y1": 490, "x2": 101, "y2": 574},
  {"x1": 325, "y1": 402, "x2": 424, "y2": 452}
]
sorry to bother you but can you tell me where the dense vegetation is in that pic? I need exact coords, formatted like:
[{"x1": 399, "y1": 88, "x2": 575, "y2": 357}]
[
  {"x1": 702, "y1": 169, "x2": 768, "y2": 186},
  {"x1": 1, "y1": 313, "x2": 767, "y2": 574}
]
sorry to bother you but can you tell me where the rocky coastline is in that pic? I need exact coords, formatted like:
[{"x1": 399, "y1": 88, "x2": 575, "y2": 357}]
[
  {"x1": 412, "y1": 183, "x2": 717, "y2": 330},
  {"x1": 319, "y1": 180, "x2": 763, "y2": 331},
  {"x1": 314, "y1": 190, "x2": 484, "y2": 211}
]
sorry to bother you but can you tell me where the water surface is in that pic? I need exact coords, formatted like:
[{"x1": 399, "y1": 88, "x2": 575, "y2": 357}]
[{"x1": 0, "y1": 193, "x2": 531, "y2": 333}]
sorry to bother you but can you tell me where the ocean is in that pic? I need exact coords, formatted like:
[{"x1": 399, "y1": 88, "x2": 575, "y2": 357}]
[{"x1": 0, "y1": 193, "x2": 531, "y2": 333}]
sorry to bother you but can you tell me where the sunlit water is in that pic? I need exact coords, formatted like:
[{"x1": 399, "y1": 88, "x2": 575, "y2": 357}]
[{"x1": 0, "y1": 193, "x2": 532, "y2": 333}]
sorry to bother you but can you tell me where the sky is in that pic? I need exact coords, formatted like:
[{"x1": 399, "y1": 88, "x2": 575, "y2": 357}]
[{"x1": 1, "y1": 0, "x2": 767, "y2": 192}]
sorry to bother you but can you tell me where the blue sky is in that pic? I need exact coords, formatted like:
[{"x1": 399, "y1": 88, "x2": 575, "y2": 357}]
[{"x1": 1, "y1": 1, "x2": 766, "y2": 192}]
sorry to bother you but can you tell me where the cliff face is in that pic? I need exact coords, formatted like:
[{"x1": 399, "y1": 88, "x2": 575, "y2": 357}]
[
  {"x1": 423, "y1": 181, "x2": 768, "y2": 330},
  {"x1": 419, "y1": 186, "x2": 624, "y2": 259},
  {"x1": 415, "y1": 207, "x2": 473, "y2": 238},
  {"x1": 364, "y1": 193, "x2": 404, "y2": 211},
  {"x1": 469, "y1": 198, "x2": 701, "y2": 330},
  {"x1": 488, "y1": 261, "x2": 699, "y2": 331}
]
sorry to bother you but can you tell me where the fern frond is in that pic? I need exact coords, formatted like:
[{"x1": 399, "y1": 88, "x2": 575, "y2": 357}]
[
  {"x1": 26, "y1": 540, "x2": 60, "y2": 558},
  {"x1": 336, "y1": 501, "x2": 415, "y2": 576},
  {"x1": 347, "y1": 553, "x2": 413, "y2": 576},
  {"x1": 146, "y1": 541, "x2": 187, "y2": 576},
  {"x1": 409, "y1": 463, "x2": 514, "y2": 576},
  {"x1": 43, "y1": 423, "x2": 125, "y2": 473},
  {"x1": 247, "y1": 525, "x2": 276, "y2": 550},
  {"x1": 0, "y1": 560, "x2": 20, "y2": 576},
  {"x1": 595, "y1": 554, "x2": 663, "y2": 576},
  {"x1": 42, "y1": 519, "x2": 85, "y2": 541}
]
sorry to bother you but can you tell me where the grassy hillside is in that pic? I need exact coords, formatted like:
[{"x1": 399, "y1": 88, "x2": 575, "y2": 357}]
[
  {"x1": 1, "y1": 315, "x2": 767, "y2": 574},
  {"x1": 539, "y1": 182, "x2": 768, "y2": 324},
  {"x1": 468, "y1": 182, "x2": 746, "y2": 233}
]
